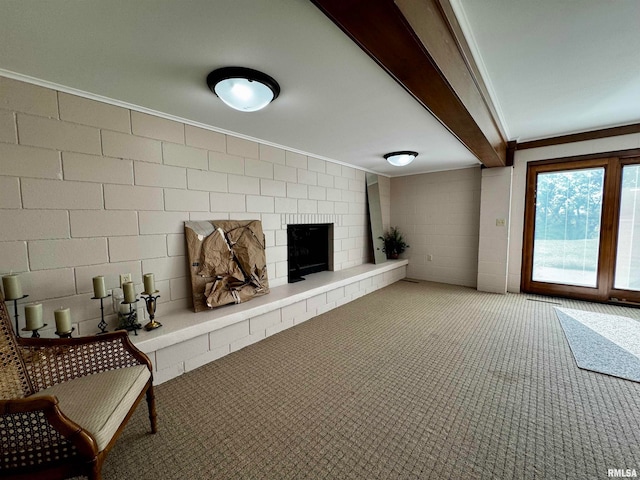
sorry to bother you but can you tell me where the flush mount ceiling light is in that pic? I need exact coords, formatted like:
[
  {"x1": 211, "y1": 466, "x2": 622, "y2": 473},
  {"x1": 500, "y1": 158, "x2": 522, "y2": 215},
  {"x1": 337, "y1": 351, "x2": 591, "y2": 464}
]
[
  {"x1": 207, "y1": 67, "x2": 280, "y2": 112},
  {"x1": 384, "y1": 151, "x2": 418, "y2": 167}
]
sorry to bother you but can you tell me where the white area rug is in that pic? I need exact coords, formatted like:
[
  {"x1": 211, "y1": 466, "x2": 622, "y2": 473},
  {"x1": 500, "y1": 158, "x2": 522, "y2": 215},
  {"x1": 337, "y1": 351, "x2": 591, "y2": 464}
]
[{"x1": 555, "y1": 307, "x2": 640, "y2": 382}]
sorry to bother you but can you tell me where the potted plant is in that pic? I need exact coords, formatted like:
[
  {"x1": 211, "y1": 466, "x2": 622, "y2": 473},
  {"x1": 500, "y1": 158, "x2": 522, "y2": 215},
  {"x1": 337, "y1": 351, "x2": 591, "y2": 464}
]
[{"x1": 379, "y1": 226, "x2": 409, "y2": 259}]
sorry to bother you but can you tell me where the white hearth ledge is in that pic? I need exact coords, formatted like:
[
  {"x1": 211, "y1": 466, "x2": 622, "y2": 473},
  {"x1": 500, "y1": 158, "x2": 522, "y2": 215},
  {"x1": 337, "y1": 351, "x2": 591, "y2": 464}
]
[{"x1": 130, "y1": 260, "x2": 407, "y2": 384}]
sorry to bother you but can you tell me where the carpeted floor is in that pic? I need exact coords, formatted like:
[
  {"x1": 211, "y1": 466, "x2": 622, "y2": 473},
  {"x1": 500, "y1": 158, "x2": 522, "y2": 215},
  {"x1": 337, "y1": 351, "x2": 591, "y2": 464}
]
[{"x1": 98, "y1": 281, "x2": 640, "y2": 479}]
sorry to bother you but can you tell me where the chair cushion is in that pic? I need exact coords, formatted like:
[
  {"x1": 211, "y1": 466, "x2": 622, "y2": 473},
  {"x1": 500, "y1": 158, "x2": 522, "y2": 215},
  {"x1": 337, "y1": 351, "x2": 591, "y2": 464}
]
[{"x1": 32, "y1": 365, "x2": 150, "y2": 451}]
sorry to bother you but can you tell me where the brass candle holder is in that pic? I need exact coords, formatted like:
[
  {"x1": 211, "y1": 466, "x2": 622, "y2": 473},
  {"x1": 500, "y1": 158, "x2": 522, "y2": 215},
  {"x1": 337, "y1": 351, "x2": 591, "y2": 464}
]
[{"x1": 141, "y1": 291, "x2": 162, "y2": 331}]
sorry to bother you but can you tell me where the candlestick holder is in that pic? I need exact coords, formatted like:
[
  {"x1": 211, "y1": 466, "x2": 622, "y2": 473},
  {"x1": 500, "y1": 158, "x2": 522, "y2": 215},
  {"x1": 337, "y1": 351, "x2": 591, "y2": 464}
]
[
  {"x1": 141, "y1": 291, "x2": 162, "y2": 331},
  {"x1": 92, "y1": 294, "x2": 111, "y2": 334},
  {"x1": 22, "y1": 323, "x2": 47, "y2": 338},
  {"x1": 9, "y1": 294, "x2": 29, "y2": 337},
  {"x1": 55, "y1": 327, "x2": 75, "y2": 339},
  {"x1": 119, "y1": 299, "x2": 141, "y2": 335}
]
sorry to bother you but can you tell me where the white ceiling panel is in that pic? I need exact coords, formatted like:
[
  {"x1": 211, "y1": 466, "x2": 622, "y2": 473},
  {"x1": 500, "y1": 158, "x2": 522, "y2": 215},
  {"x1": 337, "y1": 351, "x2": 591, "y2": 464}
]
[
  {"x1": 2, "y1": 0, "x2": 636, "y2": 173},
  {"x1": 0, "y1": 0, "x2": 479, "y2": 176},
  {"x1": 455, "y1": 0, "x2": 640, "y2": 142}
]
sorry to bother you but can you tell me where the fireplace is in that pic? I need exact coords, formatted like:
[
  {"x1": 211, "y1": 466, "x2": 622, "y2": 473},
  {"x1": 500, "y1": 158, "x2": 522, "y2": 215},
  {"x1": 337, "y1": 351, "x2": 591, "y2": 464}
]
[{"x1": 287, "y1": 224, "x2": 332, "y2": 283}]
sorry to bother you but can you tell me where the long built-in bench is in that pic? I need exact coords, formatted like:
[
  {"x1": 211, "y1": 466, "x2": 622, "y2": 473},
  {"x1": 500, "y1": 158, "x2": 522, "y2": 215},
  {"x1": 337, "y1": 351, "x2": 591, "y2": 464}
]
[{"x1": 131, "y1": 260, "x2": 408, "y2": 384}]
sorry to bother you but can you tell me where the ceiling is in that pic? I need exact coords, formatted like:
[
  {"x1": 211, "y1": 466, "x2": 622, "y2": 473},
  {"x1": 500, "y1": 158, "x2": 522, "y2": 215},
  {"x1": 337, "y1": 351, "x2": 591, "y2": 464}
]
[
  {"x1": 0, "y1": 1, "x2": 638, "y2": 176},
  {"x1": 455, "y1": 0, "x2": 640, "y2": 142}
]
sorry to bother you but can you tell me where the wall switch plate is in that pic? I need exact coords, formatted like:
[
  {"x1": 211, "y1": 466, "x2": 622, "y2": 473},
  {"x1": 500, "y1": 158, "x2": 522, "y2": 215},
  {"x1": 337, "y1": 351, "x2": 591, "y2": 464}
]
[
  {"x1": 119, "y1": 273, "x2": 132, "y2": 287},
  {"x1": 427, "y1": 254, "x2": 433, "y2": 261}
]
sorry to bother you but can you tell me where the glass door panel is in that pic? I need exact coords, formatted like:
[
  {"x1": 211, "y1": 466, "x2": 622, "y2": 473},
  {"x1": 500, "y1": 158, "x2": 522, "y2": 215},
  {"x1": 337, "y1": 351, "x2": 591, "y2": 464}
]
[
  {"x1": 614, "y1": 164, "x2": 640, "y2": 291},
  {"x1": 532, "y1": 167, "x2": 604, "y2": 287}
]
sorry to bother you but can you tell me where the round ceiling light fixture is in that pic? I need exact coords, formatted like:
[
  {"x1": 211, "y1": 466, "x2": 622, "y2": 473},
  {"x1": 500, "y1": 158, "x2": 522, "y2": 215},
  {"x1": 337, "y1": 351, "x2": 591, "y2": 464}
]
[
  {"x1": 384, "y1": 151, "x2": 418, "y2": 167},
  {"x1": 207, "y1": 67, "x2": 280, "y2": 112}
]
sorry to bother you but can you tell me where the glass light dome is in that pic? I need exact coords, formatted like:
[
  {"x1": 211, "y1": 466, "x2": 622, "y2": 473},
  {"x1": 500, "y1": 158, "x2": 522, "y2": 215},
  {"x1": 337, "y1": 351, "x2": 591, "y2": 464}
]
[
  {"x1": 384, "y1": 151, "x2": 418, "y2": 166},
  {"x1": 207, "y1": 67, "x2": 280, "y2": 112}
]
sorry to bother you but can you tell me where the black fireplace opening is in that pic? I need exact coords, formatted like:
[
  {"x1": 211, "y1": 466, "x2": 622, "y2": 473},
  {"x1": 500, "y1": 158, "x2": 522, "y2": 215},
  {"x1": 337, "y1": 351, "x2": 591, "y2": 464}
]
[{"x1": 287, "y1": 223, "x2": 331, "y2": 283}]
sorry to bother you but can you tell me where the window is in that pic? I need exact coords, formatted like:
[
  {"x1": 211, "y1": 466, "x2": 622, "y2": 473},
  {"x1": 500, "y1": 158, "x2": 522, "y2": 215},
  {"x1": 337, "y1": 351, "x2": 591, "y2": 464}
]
[{"x1": 522, "y1": 156, "x2": 640, "y2": 303}]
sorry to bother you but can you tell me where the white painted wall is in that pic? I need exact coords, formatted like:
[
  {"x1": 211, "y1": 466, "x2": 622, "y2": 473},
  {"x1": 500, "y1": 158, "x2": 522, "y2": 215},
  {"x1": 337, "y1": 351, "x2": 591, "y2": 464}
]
[
  {"x1": 0, "y1": 76, "x2": 385, "y2": 336},
  {"x1": 388, "y1": 131, "x2": 640, "y2": 294},
  {"x1": 390, "y1": 167, "x2": 481, "y2": 287},
  {"x1": 477, "y1": 166, "x2": 512, "y2": 293}
]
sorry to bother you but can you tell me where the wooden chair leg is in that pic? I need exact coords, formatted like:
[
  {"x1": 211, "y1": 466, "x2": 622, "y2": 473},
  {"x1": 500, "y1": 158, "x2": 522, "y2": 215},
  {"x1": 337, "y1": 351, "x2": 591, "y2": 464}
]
[
  {"x1": 88, "y1": 457, "x2": 103, "y2": 480},
  {"x1": 146, "y1": 384, "x2": 158, "y2": 434}
]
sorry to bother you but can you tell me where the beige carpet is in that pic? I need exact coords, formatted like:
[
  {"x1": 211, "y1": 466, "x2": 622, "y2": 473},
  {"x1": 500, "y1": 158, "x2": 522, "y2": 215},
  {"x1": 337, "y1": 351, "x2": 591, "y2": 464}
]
[{"x1": 98, "y1": 281, "x2": 640, "y2": 479}]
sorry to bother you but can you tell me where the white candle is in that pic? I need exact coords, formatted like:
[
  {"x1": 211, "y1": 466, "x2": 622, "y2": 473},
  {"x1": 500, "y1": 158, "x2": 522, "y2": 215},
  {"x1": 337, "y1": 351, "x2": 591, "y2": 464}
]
[
  {"x1": 123, "y1": 282, "x2": 136, "y2": 303},
  {"x1": 2, "y1": 274, "x2": 22, "y2": 300},
  {"x1": 54, "y1": 307, "x2": 72, "y2": 333},
  {"x1": 143, "y1": 273, "x2": 155, "y2": 294},
  {"x1": 92, "y1": 276, "x2": 107, "y2": 298},
  {"x1": 25, "y1": 303, "x2": 44, "y2": 330}
]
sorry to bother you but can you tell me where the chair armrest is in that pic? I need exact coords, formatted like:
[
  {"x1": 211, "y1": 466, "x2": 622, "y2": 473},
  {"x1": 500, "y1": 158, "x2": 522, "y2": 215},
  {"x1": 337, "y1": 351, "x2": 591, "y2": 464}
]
[
  {"x1": 17, "y1": 331, "x2": 153, "y2": 391},
  {"x1": 0, "y1": 396, "x2": 98, "y2": 473}
]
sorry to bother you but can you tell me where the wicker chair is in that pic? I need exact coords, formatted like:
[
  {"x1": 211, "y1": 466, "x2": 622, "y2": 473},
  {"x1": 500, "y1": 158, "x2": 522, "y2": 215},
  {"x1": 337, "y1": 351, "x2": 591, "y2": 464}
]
[{"x1": 0, "y1": 290, "x2": 157, "y2": 480}]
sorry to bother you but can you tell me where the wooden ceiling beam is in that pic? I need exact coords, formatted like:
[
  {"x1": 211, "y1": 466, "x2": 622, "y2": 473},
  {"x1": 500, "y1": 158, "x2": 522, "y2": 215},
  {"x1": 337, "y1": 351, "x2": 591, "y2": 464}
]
[{"x1": 311, "y1": 0, "x2": 508, "y2": 168}]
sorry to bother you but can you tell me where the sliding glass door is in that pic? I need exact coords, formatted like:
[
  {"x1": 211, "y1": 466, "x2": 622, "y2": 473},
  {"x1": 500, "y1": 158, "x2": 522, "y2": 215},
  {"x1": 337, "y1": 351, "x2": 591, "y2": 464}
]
[
  {"x1": 523, "y1": 156, "x2": 640, "y2": 304},
  {"x1": 613, "y1": 163, "x2": 640, "y2": 292},
  {"x1": 532, "y1": 167, "x2": 604, "y2": 287}
]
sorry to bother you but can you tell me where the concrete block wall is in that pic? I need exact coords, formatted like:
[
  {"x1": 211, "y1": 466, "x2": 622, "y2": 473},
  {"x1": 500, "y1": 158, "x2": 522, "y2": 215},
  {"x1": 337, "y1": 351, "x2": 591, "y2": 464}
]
[
  {"x1": 390, "y1": 167, "x2": 481, "y2": 287},
  {"x1": 0, "y1": 76, "x2": 376, "y2": 336}
]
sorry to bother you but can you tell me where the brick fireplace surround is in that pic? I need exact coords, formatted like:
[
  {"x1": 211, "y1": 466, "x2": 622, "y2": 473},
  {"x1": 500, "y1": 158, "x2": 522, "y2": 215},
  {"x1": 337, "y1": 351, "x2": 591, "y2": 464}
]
[{"x1": 134, "y1": 260, "x2": 407, "y2": 384}]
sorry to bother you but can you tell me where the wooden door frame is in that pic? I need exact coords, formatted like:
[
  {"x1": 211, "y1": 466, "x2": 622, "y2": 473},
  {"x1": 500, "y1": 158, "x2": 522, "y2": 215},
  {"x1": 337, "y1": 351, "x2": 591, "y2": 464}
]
[
  {"x1": 522, "y1": 158, "x2": 613, "y2": 302},
  {"x1": 522, "y1": 155, "x2": 640, "y2": 304},
  {"x1": 608, "y1": 157, "x2": 640, "y2": 304}
]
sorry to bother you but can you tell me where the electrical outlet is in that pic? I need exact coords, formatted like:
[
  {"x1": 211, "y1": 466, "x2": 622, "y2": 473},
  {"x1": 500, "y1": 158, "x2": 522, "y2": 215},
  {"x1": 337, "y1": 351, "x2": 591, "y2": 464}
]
[
  {"x1": 119, "y1": 273, "x2": 132, "y2": 287},
  {"x1": 496, "y1": 218, "x2": 506, "y2": 227}
]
